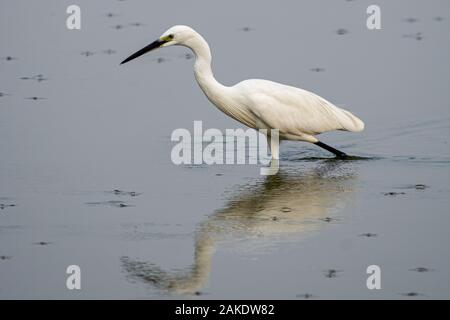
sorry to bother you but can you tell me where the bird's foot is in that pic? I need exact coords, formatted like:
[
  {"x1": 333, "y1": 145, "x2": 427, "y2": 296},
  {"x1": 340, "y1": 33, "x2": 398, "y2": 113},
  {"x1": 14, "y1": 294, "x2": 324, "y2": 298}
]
[{"x1": 335, "y1": 153, "x2": 348, "y2": 159}]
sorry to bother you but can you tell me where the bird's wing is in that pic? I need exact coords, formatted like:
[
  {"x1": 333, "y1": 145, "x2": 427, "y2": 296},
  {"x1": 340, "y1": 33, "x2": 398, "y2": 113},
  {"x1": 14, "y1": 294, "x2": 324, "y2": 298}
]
[{"x1": 237, "y1": 80, "x2": 364, "y2": 136}]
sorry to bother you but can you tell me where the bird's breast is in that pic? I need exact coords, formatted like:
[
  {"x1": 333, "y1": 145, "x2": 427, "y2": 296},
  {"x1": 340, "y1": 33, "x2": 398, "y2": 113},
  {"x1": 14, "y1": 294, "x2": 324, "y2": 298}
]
[{"x1": 213, "y1": 99, "x2": 257, "y2": 129}]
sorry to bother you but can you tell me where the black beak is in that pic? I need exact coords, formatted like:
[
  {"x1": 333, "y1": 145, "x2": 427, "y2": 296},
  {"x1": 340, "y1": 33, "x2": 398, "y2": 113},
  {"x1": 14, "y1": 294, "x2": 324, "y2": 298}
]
[{"x1": 120, "y1": 39, "x2": 165, "y2": 65}]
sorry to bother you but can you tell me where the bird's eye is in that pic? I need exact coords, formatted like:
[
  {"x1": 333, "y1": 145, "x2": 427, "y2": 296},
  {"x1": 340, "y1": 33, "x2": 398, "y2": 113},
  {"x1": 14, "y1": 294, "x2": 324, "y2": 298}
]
[{"x1": 168, "y1": 34, "x2": 174, "y2": 39}]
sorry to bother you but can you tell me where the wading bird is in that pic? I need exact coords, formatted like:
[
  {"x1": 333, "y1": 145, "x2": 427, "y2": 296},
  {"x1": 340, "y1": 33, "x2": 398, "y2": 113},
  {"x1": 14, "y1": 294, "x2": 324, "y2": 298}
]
[{"x1": 121, "y1": 25, "x2": 364, "y2": 158}]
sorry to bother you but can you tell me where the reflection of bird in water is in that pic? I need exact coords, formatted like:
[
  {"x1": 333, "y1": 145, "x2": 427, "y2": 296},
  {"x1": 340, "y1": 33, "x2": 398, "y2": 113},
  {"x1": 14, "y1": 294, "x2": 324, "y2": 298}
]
[{"x1": 121, "y1": 162, "x2": 358, "y2": 295}]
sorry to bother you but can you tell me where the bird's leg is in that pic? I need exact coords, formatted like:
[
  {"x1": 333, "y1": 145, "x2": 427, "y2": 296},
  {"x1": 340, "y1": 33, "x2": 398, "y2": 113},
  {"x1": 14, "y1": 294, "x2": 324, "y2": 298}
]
[
  {"x1": 267, "y1": 133, "x2": 280, "y2": 160},
  {"x1": 314, "y1": 141, "x2": 348, "y2": 159}
]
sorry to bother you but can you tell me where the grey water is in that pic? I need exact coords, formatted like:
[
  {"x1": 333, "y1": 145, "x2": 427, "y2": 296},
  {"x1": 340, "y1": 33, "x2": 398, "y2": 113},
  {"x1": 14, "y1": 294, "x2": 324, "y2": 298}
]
[{"x1": 0, "y1": 0, "x2": 449, "y2": 299}]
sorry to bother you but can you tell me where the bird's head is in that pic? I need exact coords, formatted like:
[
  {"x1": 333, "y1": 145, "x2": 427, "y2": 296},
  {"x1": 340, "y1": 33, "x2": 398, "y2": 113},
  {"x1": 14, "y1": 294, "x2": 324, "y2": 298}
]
[{"x1": 120, "y1": 25, "x2": 197, "y2": 65}]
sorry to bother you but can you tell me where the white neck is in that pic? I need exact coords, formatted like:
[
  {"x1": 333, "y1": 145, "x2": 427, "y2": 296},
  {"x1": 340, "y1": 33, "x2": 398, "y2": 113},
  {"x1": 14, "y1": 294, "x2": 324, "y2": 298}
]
[{"x1": 183, "y1": 33, "x2": 229, "y2": 105}]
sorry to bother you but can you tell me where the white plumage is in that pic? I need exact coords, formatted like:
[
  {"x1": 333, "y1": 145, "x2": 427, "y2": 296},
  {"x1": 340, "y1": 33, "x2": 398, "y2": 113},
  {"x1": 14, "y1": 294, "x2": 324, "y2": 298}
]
[
  {"x1": 121, "y1": 25, "x2": 365, "y2": 157},
  {"x1": 233, "y1": 79, "x2": 364, "y2": 141}
]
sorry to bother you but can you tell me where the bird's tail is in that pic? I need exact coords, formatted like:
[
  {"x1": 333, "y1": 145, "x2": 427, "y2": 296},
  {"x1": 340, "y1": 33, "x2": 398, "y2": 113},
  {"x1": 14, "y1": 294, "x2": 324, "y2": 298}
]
[{"x1": 338, "y1": 109, "x2": 365, "y2": 132}]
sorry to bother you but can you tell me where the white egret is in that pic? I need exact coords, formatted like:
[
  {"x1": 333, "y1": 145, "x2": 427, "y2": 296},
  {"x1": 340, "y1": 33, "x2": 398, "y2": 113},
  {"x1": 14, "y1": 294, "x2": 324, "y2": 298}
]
[{"x1": 121, "y1": 25, "x2": 364, "y2": 158}]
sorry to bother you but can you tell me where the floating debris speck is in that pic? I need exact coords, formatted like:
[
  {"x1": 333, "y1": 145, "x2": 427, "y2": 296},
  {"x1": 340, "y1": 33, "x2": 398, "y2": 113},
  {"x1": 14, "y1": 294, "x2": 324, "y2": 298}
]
[
  {"x1": 296, "y1": 293, "x2": 316, "y2": 299},
  {"x1": 34, "y1": 241, "x2": 52, "y2": 246},
  {"x1": 2, "y1": 56, "x2": 17, "y2": 61},
  {"x1": 320, "y1": 217, "x2": 339, "y2": 223},
  {"x1": 25, "y1": 96, "x2": 46, "y2": 101},
  {"x1": 402, "y1": 32, "x2": 423, "y2": 41},
  {"x1": 130, "y1": 22, "x2": 145, "y2": 27},
  {"x1": 86, "y1": 200, "x2": 134, "y2": 208},
  {"x1": 112, "y1": 24, "x2": 125, "y2": 30},
  {"x1": 359, "y1": 233, "x2": 378, "y2": 238},
  {"x1": 239, "y1": 27, "x2": 253, "y2": 32},
  {"x1": 401, "y1": 292, "x2": 424, "y2": 297},
  {"x1": 324, "y1": 269, "x2": 341, "y2": 278},
  {"x1": 20, "y1": 74, "x2": 48, "y2": 82},
  {"x1": 404, "y1": 17, "x2": 419, "y2": 23},
  {"x1": 81, "y1": 51, "x2": 95, "y2": 57},
  {"x1": 0, "y1": 203, "x2": 16, "y2": 210},
  {"x1": 383, "y1": 192, "x2": 406, "y2": 196},
  {"x1": 103, "y1": 49, "x2": 116, "y2": 55},
  {"x1": 110, "y1": 189, "x2": 141, "y2": 197},
  {"x1": 409, "y1": 267, "x2": 434, "y2": 273},
  {"x1": 336, "y1": 28, "x2": 349, "y2": 35}
]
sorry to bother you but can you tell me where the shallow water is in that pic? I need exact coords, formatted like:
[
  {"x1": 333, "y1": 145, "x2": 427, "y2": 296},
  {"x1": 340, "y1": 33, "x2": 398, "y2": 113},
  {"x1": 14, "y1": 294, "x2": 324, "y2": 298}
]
[{"x1": 0, "y1": 0, "x2": 449, "y2": 299}]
